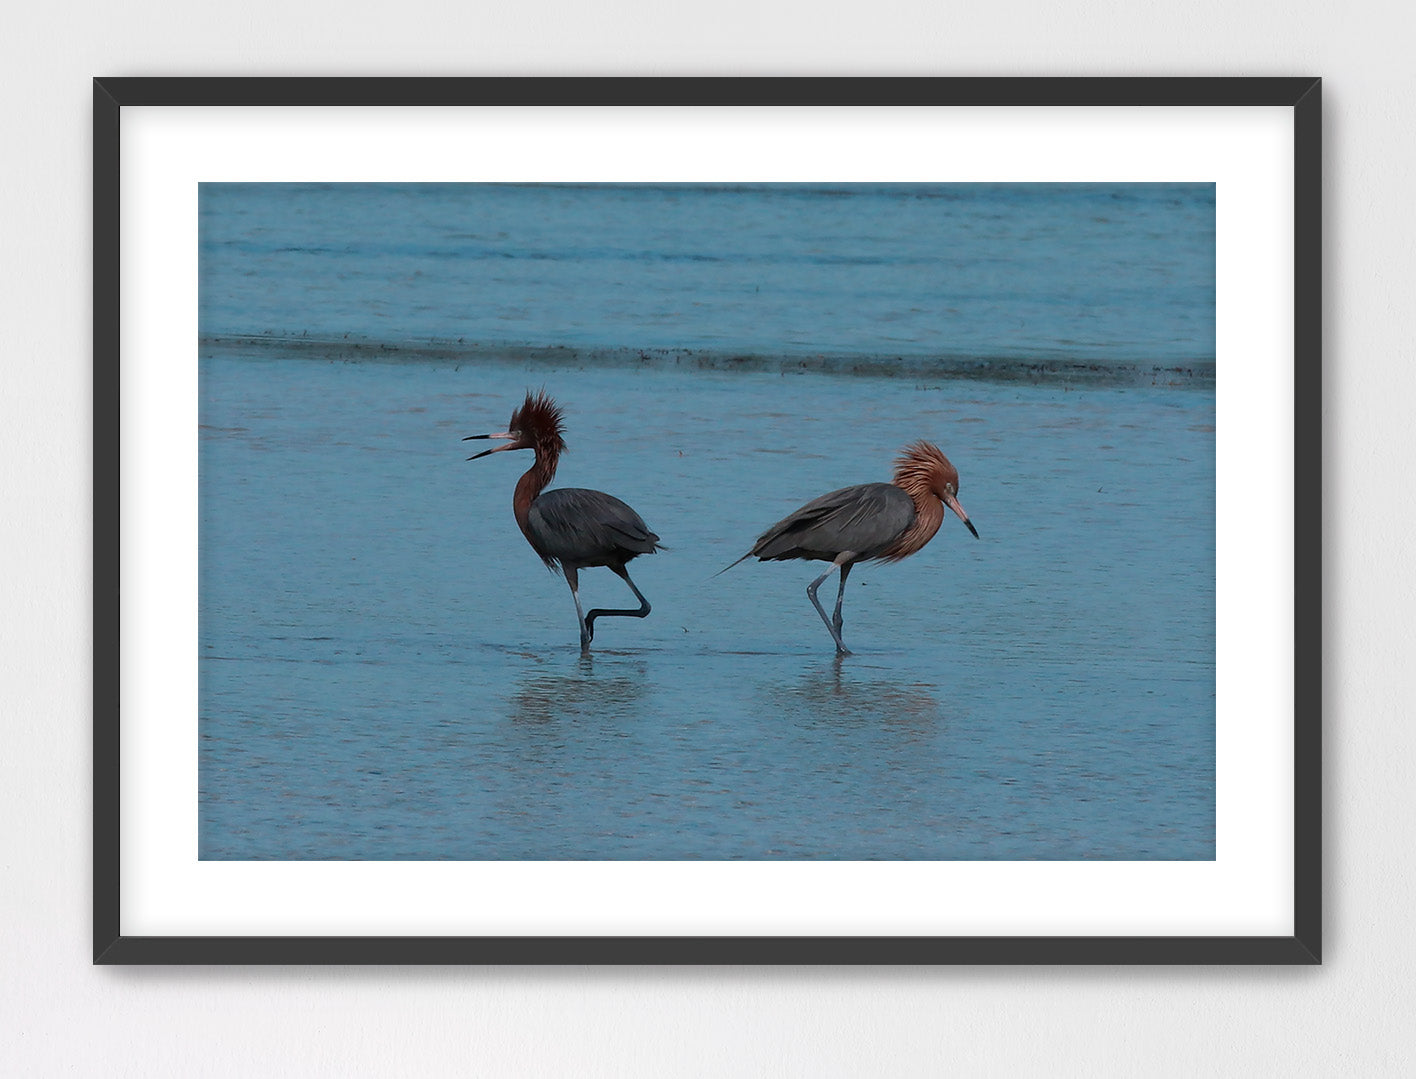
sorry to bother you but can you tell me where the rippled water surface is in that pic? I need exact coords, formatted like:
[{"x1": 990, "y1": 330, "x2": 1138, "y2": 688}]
[
  {"x1": 199, "y1": 182, "x2": 1215, "y2": 365},
  {"x1": 199, "y1": 183, "x2": 1215, "y2": 859}
]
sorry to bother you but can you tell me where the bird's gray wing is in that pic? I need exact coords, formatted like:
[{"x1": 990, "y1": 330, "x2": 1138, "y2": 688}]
[
  {"x1": 526, "y1": 487, "x2": 661, "y2": 568},
  {"x1": 749, "y1": 482, "x2": 915, "y2": 562}
]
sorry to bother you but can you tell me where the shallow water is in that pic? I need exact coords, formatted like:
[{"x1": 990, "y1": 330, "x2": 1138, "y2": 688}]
[
  {"x1": 198, "y1": 181, "x2": 1214, "y2": 860},
  {"x1": 199, "y1": 352, "x2": 1214, "y2": 859},
  {"x1": 198, "y1": 182, "x2": 1215, "y2": 365}
]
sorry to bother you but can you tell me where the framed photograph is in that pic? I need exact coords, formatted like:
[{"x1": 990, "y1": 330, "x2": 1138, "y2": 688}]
[{"x1": 95, "y1": 77, "x2": 1320, "y2": 963}]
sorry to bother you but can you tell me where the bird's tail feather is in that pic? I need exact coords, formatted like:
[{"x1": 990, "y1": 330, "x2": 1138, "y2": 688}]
[{"x1": 711, "y1": 551, "x2": 755, "y2": 579}]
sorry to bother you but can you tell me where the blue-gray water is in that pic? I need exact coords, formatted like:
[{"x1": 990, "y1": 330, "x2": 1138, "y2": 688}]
[
  {"x1": 200, "y1": 182, "x2": 1215, "y2": 369},
  {"x1": 199, "y1": 183, "x2": 1214, "y2": 860}
]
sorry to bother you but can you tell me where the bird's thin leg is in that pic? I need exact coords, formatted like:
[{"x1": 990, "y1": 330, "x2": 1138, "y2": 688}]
[
  {"x1": 806, "y1": 554, "x2": 853, "y2": 655},
  {"x1": 832, "y1": 562, "x2": 853, "y2": 636},
  {"x1": 563, "y1": 566, "x2": 592, "y2": 652},
  {"x1": 583, "y1": 564, "x2": 653, "y2": 641}
]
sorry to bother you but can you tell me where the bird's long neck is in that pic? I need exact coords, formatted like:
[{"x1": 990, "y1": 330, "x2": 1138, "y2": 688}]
[
  {"x1": 512, "y1": 447, "x2": 557, "y2": 536},
  {"x1": 880, "y1": 476, "x2": 944, "y2": 562}
]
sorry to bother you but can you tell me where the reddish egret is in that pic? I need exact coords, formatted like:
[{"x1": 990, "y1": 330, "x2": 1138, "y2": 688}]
[
  {"x1": 724, "y1": 440, "x2": 978, "y2": 654},
  {"x1": 466, "y1": 391, "x2": 662, "y2": 652}
]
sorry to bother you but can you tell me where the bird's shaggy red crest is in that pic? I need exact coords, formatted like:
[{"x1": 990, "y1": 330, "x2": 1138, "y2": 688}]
[
  {"x1": 891, "y1": 440, "x2": 959, "y2": 499},
  {"x1": 510, "y1": 390, "x2": 568, "y2": 458}
]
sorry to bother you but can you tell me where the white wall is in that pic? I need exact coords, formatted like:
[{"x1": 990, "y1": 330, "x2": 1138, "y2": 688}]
[{"x1": 3, "y1": 2, "x2": 1409, "y2": 1074}]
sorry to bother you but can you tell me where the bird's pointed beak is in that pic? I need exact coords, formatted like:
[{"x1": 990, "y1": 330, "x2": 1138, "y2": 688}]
[
  {"x1": 944, "y1": 492, "x2": 979, "y2": 539},
  {"x1": 463, "y1": 431, "x2": 518, "y2": 461}
]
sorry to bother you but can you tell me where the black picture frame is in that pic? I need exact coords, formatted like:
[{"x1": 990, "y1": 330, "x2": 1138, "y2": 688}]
[{"x1": 94, "y1": 76, "x2": 1321, "y2": 965}]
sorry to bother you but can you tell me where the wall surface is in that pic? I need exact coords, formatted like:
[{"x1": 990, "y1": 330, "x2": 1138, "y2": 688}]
[{"x1": 3, "y1": 2, "x2": 1410, "y2": 1074}]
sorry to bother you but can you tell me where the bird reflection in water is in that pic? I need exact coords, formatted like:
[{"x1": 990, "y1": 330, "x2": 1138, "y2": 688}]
[
  {"x1": 763, "y1": 658, "x2": 945, "y2": 733},
  {"x1": 509, "y1": 656, "x2": 648, "y2": 725}
]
